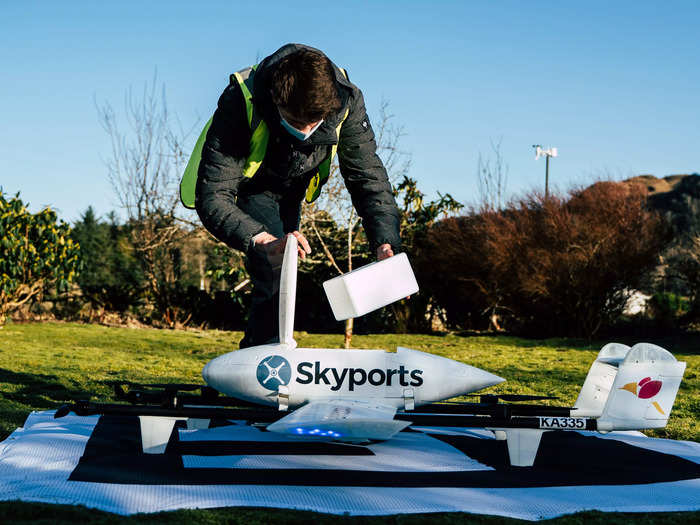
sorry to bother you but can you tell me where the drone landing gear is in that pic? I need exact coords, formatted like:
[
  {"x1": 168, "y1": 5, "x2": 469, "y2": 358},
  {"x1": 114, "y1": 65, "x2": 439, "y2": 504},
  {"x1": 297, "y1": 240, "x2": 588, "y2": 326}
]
[{"x1": 492, "y1": 428, "x2": 546, "y2": 467}]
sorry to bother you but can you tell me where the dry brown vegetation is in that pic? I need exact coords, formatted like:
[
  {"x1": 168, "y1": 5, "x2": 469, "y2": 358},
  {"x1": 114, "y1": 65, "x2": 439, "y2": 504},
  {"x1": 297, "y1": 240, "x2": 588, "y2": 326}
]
[{"x1": 416, "y1": 182, "x2": 671, "y2": 336}]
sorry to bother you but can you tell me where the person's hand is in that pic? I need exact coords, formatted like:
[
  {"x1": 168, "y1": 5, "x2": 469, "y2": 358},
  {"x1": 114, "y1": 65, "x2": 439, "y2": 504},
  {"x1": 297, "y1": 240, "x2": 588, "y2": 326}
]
[
  {"x1": 376, "y1": 243, "x2": 394, "y2": 261},
  {"x1": 255, "y1": 231, "x2": 311, "y2": 259},
  {"x1": 376, "y1": 243, "x2": 411, "y2": 300},
  {"x1": 253, "y1": 232, "x2": 279, "y2": 249},
  {"x1": 290, "y1": 231, "x2": 312, "y2": 259}
]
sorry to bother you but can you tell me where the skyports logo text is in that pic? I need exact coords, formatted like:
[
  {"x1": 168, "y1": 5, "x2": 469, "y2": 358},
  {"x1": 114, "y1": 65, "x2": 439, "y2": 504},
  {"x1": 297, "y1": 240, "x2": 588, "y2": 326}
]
[{"x1": 295, "y1": 361, "x2": 423, "y2": 391}]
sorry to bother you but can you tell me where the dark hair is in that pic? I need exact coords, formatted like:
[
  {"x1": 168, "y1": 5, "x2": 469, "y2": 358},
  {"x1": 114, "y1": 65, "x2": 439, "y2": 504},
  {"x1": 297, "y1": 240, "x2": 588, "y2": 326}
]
[{"x1": 270, "y1": 49, "x2": 342, "y2": 123}]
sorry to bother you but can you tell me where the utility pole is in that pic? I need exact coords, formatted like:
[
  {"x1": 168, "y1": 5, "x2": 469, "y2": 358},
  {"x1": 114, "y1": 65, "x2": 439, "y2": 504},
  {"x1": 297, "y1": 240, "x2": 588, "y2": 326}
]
[{"x1": 533, "y1": 145, "x2": 558, "y2": 199}]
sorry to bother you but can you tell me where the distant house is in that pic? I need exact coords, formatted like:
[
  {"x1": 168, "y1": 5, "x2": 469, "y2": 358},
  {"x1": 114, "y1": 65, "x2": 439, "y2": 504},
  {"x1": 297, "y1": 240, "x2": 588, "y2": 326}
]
[{"x1": 623, "y1": 290, "x2": 652, "y2": 316}]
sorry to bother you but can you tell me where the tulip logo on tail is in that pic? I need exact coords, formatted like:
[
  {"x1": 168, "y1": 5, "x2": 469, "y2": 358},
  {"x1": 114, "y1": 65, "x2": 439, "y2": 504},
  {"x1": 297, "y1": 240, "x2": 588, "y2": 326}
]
[
  {"x1": 620, "y1": 377, "x2": 665, "y2": 415},
  {"x1": 257, "y1": 355, "x2": 291, "y2": 390}
]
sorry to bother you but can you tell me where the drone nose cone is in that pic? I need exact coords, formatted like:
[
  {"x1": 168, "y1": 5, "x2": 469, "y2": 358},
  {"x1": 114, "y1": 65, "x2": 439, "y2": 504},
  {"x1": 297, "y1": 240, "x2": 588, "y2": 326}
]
[
  {"x1": 464, "y1": 365, "x2": 505, "y2": 392},
  {"x1": 202, "y1": 355, "x2": 229, "y2": 393},
  {"x1": 201, "y1": 359, "x2": 213, "y2": 384},
  {"x1": 440, "y1": 360, "x2": 505, "y2": 399}
]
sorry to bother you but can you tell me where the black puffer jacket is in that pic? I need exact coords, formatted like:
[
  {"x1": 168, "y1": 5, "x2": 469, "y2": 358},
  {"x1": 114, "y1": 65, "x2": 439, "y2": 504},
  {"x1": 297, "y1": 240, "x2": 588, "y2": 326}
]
[{"x1": 195, "y1": 43, "x2": 401, "y2": 253}]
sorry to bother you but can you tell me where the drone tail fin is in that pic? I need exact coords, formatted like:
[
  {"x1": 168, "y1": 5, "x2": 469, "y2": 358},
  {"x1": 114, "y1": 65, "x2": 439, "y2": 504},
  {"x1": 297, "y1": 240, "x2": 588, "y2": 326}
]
[
  {"x1": 575, "y1": 343, "x2": 685, "y2": 431},
  {"x1": 573, "y1": 342, "x2": 630, "y2": 418}
]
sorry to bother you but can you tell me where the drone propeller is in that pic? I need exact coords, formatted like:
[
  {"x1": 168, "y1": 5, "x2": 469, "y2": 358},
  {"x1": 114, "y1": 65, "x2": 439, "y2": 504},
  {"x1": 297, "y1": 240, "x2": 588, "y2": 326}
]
[
  {"x1": 138, "y1": 383, "x2": 204, "y2": 391},
  {"x1": 457, "y1": 393, "x2": 558, "y2": 403},
  {"x1": 113, "y1": 383, "x2": 220, "y2": 407},
  {"x1": 54, "y1": 404, "x2": 71, "y2": 418},
  {"x1": 481, "y1": 394, "x2": 558, "y2": 403}
]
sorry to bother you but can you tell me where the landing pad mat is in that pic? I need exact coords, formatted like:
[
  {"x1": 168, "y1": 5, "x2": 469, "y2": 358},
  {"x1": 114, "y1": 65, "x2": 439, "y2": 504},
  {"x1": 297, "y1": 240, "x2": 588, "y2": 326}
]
[{"x1": 0, "y1": 411, "x2": 698, "y2": 519}]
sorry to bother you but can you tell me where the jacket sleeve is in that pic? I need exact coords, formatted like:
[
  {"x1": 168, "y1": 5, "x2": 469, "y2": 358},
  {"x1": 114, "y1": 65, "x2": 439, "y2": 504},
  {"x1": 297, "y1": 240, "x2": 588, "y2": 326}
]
[
  {"x1": 337, "y1": 88, "x2": 402, "y2": 253},
  {"x1": 195, "y1": 84, "x2": 267, "y2": 252}
]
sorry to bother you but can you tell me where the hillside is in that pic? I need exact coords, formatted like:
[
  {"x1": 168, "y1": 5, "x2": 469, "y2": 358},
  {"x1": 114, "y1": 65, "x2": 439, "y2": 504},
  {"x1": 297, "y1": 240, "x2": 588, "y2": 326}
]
[{"x1": 623, "y1": 173, "x2": 700, "y2": 240}]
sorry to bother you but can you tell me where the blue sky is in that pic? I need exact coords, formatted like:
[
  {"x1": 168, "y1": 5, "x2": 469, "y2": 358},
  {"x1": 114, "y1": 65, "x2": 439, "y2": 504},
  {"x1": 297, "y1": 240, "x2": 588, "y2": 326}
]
[{"x1": 1, "y1": 1, "x2": 699, "y2": 223}]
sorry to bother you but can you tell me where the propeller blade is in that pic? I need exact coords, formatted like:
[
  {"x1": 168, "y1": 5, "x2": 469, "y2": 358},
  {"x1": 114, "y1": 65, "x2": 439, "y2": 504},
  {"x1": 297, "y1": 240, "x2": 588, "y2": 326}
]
[
  {"x1": 486, "y1": 394, "x2": 558, "y2": 402},
  {"x1": 141, "y1": 383, "x2": 204, "y2": 391},
  {"x1": 462, "y1": 394, "x2": 559, "y2": 403},
  {"x1": 500, "y1": 394, "x2": 558, "y2": 401},
  {"x1": 54, "y1": 405, "x2": 71, "y2": 418}
]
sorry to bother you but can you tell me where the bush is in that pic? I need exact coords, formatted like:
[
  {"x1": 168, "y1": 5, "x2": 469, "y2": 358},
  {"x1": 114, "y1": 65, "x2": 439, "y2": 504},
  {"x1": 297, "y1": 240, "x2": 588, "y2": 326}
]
[
  {"x1": 0, "y1": 191, "x2": 80, "y2": 325},
  {"x1": 417, "y1": 182, "x2": 671, "y2": 337},
  {"x1": 647, "y1": 292, "x2": 690, "y2": 330}
]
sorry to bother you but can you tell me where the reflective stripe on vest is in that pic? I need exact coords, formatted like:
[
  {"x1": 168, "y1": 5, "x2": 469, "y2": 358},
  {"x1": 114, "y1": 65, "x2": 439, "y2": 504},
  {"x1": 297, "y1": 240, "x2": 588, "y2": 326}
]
[
  {"x1": 232, "y1": 65, "x2": 270, "y2": 179},
  {"x1": 304, "y1": 106, "x2": 349, "y2": 203},
  {"x1": 179, "y1": 64, "x2": 348, "y2": 209}
]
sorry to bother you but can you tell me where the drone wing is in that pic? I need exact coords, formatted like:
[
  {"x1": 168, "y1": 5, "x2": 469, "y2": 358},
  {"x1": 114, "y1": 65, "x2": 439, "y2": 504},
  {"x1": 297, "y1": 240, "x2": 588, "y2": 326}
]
[{"x1": 266, "y1": 399, "x2": 411, "y2": 441}]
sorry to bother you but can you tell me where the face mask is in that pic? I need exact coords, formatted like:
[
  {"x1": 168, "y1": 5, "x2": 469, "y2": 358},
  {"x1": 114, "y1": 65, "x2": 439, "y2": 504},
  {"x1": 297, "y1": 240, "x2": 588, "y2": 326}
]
[{"x1": 279, "y1": 110, "x2": 324, "y2": 141}]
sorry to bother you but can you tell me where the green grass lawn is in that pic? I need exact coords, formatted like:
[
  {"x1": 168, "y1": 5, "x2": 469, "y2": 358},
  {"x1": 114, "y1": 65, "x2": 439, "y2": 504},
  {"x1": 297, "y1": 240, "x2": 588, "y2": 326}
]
[{"x1": 0, "y1": 321, "x2": 698, "y2": 524}]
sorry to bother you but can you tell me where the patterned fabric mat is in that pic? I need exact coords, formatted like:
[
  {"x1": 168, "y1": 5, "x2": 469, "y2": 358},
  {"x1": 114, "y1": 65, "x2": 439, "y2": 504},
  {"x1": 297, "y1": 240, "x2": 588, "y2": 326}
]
[{"x1": 0, "y1": 410, "x2": 698, "y2": 519}]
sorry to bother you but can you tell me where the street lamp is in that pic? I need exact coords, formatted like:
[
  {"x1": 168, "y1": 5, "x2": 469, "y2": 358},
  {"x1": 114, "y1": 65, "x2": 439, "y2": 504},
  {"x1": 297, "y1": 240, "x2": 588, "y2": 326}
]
[{"x1": 533, "y1": 145, "x2": 558, "y2": 199}]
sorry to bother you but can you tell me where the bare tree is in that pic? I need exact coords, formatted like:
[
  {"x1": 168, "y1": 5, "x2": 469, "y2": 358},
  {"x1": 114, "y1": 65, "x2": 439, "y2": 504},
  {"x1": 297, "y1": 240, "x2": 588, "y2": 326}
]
[
  {"x1": 96, "y1": 73, "x2": 196, "y2": 327},
  {"x1": 301, "y1": 100, "x2": 411, "y2": 347},
  {"x1": 476, "y1": 138, "x2": 509, "y2": 210},
  {"x1": 473, "y1": 138, "x2": 509, "y2": 331}
]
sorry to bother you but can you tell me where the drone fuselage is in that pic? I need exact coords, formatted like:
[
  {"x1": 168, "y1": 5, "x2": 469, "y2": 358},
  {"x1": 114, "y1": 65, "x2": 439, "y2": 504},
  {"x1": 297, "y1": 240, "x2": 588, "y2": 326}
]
[{"x1": 202, "y1": 344, "x2": 505, "y2": 410}]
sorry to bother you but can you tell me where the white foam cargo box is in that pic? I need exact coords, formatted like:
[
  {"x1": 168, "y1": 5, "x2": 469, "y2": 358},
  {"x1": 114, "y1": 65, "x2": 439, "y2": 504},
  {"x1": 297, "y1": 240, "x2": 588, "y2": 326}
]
[{"x1": 323, "y1": 253, "x2": 419, "y2": 321}]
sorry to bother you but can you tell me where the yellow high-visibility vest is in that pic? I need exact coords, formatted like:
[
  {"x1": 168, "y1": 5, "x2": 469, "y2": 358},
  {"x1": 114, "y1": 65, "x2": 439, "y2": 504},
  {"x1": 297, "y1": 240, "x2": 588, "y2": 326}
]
[{"x1": 180, "y1": 64, "x2": 349, "y2": 209}]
